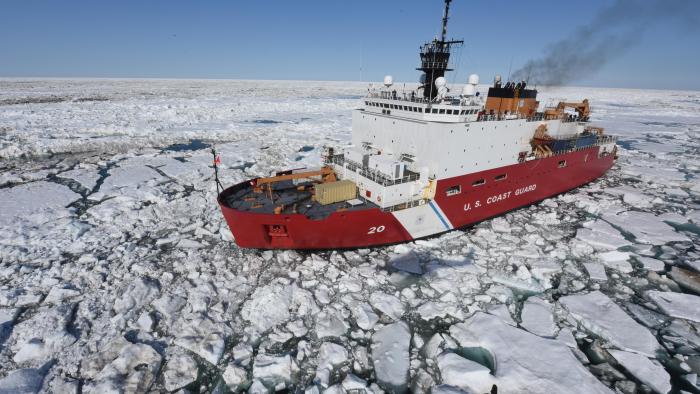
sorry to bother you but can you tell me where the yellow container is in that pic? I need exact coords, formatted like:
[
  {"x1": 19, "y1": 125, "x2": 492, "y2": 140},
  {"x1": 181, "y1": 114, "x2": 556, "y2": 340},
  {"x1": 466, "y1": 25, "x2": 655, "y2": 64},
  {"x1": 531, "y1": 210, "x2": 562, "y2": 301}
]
[{"x1": 315, "y1": 180, "x2": 357, "y2": 205}]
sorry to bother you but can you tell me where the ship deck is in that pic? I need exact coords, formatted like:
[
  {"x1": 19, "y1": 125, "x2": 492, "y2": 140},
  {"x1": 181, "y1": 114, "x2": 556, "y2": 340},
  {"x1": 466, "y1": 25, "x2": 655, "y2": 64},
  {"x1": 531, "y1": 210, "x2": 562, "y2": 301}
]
[{"x1": 221, "y1": 179, "x2": 378, "y2": 220}]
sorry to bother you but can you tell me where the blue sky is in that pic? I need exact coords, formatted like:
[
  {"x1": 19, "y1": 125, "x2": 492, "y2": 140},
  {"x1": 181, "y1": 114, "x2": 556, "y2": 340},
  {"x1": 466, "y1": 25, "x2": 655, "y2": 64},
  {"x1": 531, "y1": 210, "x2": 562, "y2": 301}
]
[{"x1": 2, "y1": 0, "x2": 699, "y2": 90}]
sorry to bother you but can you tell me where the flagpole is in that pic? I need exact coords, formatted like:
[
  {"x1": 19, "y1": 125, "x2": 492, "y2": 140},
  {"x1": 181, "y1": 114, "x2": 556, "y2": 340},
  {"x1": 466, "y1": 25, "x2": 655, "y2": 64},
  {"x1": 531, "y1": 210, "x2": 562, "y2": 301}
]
[{"x1": 212, "y1": 147, "x2": 223, "y2": 194}]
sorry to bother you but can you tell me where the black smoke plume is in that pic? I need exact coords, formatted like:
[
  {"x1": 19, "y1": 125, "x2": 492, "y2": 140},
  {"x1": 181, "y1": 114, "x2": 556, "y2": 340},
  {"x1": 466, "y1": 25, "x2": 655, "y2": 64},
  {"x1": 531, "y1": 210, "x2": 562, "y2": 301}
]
[{"x1": 511, "y1": 0, "x2": 699, "y2": 86}]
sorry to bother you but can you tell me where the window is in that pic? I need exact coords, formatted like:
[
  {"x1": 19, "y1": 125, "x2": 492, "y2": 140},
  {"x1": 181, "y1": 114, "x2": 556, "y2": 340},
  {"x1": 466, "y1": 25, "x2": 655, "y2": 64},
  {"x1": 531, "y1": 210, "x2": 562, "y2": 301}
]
[
  {"x1": 446, "y1": 185, "x2": 461, "y2": 196},
  {"x1": 439, "y1": 109, "x2": 445, "y2": 114},
  {"x1": 495, "y1": 174, "x2": 507, "y2": 181},
  {"x1": 365, "y1": 101, "x2": 369, "y2": 105},
  {"x1": 447, "y1": 109, "x2": 453, "y2": 115},
  {"x1": 418, "y1": 108, "x2": 423, "y2": 113},
  {"x1": 558, "y1": 160, "x2": 567, "y2": 168},
  {"x1": 472, "y1": 179, "x2": 485, "y2": 186},
  {"x1": 432, "y1": 108, "x2": 438, "y2": 114}
]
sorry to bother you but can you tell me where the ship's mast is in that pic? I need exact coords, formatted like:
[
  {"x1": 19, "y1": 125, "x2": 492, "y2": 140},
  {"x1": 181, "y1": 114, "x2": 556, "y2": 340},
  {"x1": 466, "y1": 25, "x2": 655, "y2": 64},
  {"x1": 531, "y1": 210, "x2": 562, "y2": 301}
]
[
  {"x1": 441, "y1": 0, "x2": 451, "y2": 42},
  {"x1": 417, "y1": 0, "x2": 463, "y2": 100}
]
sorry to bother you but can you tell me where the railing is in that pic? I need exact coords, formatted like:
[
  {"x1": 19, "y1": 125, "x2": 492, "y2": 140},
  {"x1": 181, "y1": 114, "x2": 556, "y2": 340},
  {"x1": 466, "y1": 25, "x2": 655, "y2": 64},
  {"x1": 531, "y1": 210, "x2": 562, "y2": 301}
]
[
  {"x1": 381, "y1": 198, "x2": 428, "y2": 213},
  {"x1": 326, "y1": 154, "x2": 421, "y2": 187}
]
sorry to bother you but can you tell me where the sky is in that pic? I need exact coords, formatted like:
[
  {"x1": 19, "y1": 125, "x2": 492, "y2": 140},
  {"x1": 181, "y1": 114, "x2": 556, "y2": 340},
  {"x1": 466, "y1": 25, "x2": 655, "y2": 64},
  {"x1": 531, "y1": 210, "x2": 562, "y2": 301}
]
[{"x1": 1, "y1": 0, "x2": 699, "y2": 90}]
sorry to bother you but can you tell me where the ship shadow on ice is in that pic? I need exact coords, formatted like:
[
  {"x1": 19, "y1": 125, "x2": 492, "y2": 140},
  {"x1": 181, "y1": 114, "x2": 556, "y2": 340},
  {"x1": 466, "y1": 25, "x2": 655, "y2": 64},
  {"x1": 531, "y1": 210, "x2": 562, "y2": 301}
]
[{"x1": 163, "y1": 139, "x2": 211, "y2": 152}]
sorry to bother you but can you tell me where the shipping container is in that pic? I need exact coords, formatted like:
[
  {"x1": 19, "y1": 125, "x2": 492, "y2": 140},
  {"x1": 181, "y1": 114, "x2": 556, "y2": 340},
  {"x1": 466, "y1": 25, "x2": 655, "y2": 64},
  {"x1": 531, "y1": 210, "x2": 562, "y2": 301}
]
[{"x1": 315, "y1": 180, "x2": 357, "y2": 205}]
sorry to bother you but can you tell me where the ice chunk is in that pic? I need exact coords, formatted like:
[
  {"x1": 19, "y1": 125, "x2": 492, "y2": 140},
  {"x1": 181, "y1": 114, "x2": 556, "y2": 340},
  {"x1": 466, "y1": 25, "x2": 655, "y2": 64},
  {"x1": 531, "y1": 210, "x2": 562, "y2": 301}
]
[
  {"x1": 163, "y1": 350, "x2": 199, "y2": 391},
  {"x1": 603, "y1": 211, "x2": 690, "y2": 245},
  {"x1": 371, "y1": 321, "x2": 411, "y2": 392},
  {"x1": 437, "y1": 352, "x2": 494, "y2": 393},
  {"x1": 390, "y1": 252, "x2": 422, "y2": 274},
  {"x1": 520, "y1": 297, "x2": 557, "y2": 337},
  {"x1": 173, "y1": 314, "x2": 227, "y2": 365},
  {"x1": 86, "y1": 343, "x2": 162, "y2": 393},
  {"x1": 559, "y1": 291, "x2": 661, "y2": 357},
  {"x1": 10, "y1": 303, "x2": 78, "y2": 365},
  {"x1": 369, "y1": 292, "x2": 405, "y2": 321},
  {"x1": 347, "y1": 301, "x2": 378, "y2": 331},
  {"x1": 0, "y1": 367, "x2": 46, "y2": 393},
  {"x1": 43, "y1": 287, "x2": 80, "y2": 305},
  {"x1": 241, "y1": 283, "x2": 292, "y2": 333},
  {"x1": 597, "y1": 251, "x2": 633, "y2": 273},
  {"x1": 583, "y1": 262, "x2": 608, "y2": 281},
  {"x1": 315, "y1": 307, "x2": 350, "y2": 338},
  {"x1": 668, "y1": 267, "x2": 700, "y2": 294},
  {"x1": 635, "y1": 256, "x2": 666, "y2": 272},
  {"x1": 450, "y1": 312, "x2": 611, "y2": 393},
  {"x1": 576, "y1": 220, "x2": 632, "y2": 251},
  {"x1": 0, "y1": 181, "x2": 80, "y2": 226},
  {"x1": 646, "y1": 291, "x2": 700, "y2": 323},
  {"x1": 222, "y1": 363, "x2": 249, "y2": 391},
  {"x1": 253, "y1": 354, "x2": 298, "y2": 389},
  {"x1": 112, "y1": 277, "x2": 160, "y2": 319},
  {"x1": 609, "y1": 350, "x2": 671, "y2": 394},
  {"x1": 314, "y1": 342, "x2": 348, "y2": 387}
]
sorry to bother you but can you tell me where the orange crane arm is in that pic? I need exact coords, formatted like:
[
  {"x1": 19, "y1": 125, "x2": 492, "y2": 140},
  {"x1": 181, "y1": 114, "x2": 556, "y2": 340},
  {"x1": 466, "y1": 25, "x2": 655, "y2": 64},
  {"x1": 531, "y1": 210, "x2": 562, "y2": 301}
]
[{"x1": 253, "y1": 166, "x2": 337, "y2": 193}]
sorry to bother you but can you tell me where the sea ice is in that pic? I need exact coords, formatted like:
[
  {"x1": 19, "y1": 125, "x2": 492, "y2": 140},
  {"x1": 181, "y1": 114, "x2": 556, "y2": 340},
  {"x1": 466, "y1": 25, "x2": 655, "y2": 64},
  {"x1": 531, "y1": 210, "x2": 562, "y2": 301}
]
[
  {"x1": 609, "y1": 350, "x2": 671, "y2": 394},
  {"x1": 584, "y1": 262, "x2": 608, "y2": 281},
  {"x1": 603, "y1": 211, "x2": 690, "y2": 245},
  {"x1": 371, "y1": 321, "x2": 411, "y2": 392},
  {"x1": 559, "y1": 291, "x2": 661, "y2": 357},
  {"x1": 576, "y1": 220, "x2": 631, "y2": 251},
  {"x1": 597, "y1": 251, "x2": 633, "y2": 273},
  {"x1": 252, "y1": 354, "x2": 298, "y2": 389},
  {"x1": 369, "y1": 292, "x2": 405, "y2": 321},
  {"x1": 86, "y1": 343, "x2": 162, "y2": 393},
  {"x1": 520, "y1": 297, "x2": 557, "y2": 337},
  {"x1": 646, "y1": 290, "x2": 700, "y2": 323},
  {"x1": 437, "y1": 352, "x2": 494, "y2": 393},
  {"x1": 163, "y1": 349, "x2": 199, "y2": 391},
  {"x1": 0, "y1": 181, "x2": 79, "y2": 226},
  {"x1": 450, "y1": 312, "x2": 611, "y2": 393}
]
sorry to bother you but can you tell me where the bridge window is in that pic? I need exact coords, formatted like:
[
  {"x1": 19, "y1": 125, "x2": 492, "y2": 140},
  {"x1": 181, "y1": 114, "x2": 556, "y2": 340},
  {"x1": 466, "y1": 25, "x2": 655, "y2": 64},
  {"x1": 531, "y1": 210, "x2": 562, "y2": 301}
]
[
  {"x1": 439, "y1": 109, "x2": 445, "y2": 114},
  {"x1": 446, "y1": 185, "x2": 462, "y2": 196},
  {"x1": 472, "y1": 179, "x2": 485, "y2": 186},
  {"x1": 495, "y1": 174, "x2": 507, "y2": 181}
]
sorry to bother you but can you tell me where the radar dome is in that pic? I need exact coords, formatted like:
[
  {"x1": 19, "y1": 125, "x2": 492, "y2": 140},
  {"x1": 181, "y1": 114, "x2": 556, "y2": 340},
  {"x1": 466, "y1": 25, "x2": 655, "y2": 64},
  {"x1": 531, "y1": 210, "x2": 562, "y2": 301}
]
[
  {"x1": 462, "y1": 84, "x2": 476, "y2": 96},
  {"x1": 495, "y1": 74, "x2": 502, "y2": 83},
  {"x1": 383, "y1": 75, "x2": 393, "y2": 87},
  {"x1": 468, "y1": 74, "x2": 480, "y2": 85},
  {"x1": 419, "y1": 73, "x2": 427, "y2": 84},
  {"x1": 434, "y1": 77, "x2": 447, "y2": 88}
]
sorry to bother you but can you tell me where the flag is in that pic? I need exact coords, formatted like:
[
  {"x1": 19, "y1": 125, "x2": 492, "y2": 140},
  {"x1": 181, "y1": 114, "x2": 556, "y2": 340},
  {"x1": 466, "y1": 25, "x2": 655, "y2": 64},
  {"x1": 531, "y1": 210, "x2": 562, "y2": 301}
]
[{"x1": 214, "y1": 154, "x2": 221, "y2": 166}]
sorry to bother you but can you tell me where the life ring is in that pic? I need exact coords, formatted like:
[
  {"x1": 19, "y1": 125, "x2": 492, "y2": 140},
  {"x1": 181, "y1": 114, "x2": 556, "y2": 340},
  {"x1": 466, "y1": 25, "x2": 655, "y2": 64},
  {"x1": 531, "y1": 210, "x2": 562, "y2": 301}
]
[{"x1": 377, "y1": 195, "x2": 382, "y2": 202}]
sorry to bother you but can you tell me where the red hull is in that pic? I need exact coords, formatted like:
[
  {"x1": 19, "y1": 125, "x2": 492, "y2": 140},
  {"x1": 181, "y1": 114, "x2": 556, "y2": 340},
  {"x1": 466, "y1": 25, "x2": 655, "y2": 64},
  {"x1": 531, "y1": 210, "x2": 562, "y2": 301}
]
[{"x1": 218, "y1": 146, "x2": 615, "y2": 249}]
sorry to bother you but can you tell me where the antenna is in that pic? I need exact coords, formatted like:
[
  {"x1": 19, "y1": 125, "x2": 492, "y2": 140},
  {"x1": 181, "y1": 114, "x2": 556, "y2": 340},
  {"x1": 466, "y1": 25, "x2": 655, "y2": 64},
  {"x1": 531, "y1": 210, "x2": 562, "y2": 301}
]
[{"x1": 441, "y1": 0, "x2": 452, "y2": 43}]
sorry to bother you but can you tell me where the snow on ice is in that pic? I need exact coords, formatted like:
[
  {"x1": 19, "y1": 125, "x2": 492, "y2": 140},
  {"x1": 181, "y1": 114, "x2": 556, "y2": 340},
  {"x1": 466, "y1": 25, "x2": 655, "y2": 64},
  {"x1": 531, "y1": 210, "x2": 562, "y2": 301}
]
[{"x1": 1, "y1": 80, "x2": 699, "y2": 392}]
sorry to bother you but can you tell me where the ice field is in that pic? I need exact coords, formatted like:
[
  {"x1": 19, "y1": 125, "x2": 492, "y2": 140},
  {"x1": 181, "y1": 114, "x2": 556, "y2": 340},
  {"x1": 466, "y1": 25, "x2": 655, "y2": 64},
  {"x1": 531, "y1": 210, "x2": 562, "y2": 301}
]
[{"x1": 0, "y1": 79, "x2": 699, "y2": 393}]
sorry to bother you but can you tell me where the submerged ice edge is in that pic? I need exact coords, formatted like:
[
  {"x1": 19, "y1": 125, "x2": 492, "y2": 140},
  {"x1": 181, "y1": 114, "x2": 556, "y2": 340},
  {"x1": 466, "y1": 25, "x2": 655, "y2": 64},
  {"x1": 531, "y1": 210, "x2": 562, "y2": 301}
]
[{"x1": 0, "y1": 79, "x2": 698, "y2": 393}]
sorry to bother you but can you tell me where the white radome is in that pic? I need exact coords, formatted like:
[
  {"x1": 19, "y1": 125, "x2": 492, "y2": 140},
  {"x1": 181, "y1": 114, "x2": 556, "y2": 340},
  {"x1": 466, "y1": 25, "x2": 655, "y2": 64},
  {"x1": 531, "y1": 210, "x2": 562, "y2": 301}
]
[
  {"x1": 462, "y1": 84, "x2": 476, "y2": 96},
  {"x1": 434, "y1": 77, "x2": 447, "y2": 88},
  {"x1": 468, "y1": 74, "x2": 480, "y2": 85},
  {"x1": 383, "y1": 75, "x2": 393, "y2": 87}
]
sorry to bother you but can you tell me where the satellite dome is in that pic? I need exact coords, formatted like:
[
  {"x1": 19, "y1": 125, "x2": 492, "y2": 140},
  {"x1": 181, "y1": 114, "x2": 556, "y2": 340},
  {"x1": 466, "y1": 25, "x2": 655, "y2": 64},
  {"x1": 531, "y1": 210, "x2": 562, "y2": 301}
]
[
  {"x1": 462, "y1": 84, "x2": 476, "y2": 96},
  {"x1": 419, "y1": 73, "x2": 427, "y2": 84},
  {"x1": 468, "y1": 74, "x2": 479, "y2": 85},
  {"x1": 435, "y1": 77, "x2": 447, "y2": 88},
  {"x1": 383, "y1": 75, "x2": 394, "y2": 87}
]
